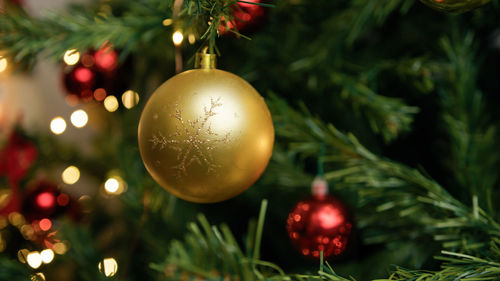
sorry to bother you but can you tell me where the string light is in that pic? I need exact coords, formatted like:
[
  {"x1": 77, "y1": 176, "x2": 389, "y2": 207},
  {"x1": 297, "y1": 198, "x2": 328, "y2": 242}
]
[
  {"x1": 62, "y1": 166, "x2": 80, "y2": 185},
  {"x1": 98, "y1": 257, "x2": 118, "y2": 277},
  {"x1": 70, "y1": 109, "x2": 89, "y2": 128},
  {"x1": 0, "y1": 56, "x2": 7, "y2": 73},
  {"x1": 26, "y1": 252, "x2": 42, "y2": 269},
  {"x1": 40, "y1": 249, "x2": 55, "y2": 264},
  {"x1": 18, "y1": 249, "x2": 29, "y2": 263},
  {"x1": 63, "y1": 49, "x2": 80, "y2": 66},
  {"x1": 103, "y1": 96, "x2": 119, "y2": 112},
  {"x1": 104, "y1": 176, "x2": 127, "y2": 195},
  {"x1": 50, "y1": 117, "x2": 67, "y2": 135},
  {"x1": 121, "y1": 90, "x2": 140, "y2": 109},
  {"x1": 172, "y1": 31, "x2": 184, "y2": 46},
  {"x1": 39, "y1": 219, "x2": 52, "y2": 231}
]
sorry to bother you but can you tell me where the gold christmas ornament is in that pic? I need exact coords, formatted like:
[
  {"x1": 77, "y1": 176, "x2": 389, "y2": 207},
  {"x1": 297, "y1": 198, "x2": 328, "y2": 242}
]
[
  {"x1": 138, "y1": 51, "x2": 274, "y2": 203},
  {"x1": 419, "y1": 0, "x2": 489, "y2": 13}
]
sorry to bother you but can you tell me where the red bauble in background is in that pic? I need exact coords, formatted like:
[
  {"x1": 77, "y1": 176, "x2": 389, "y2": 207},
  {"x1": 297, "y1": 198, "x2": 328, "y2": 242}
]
[
  {"x1": 22, "y1": 180, "x2": 80, "y2": 223},
  {"x1": 62, "y1": 46, "x2": 127, "y2": 103},
  {"x1": 286, "y1": 194, "x2": 353, "y2": 259},
  {"x1": 219, "y1": 0, "x2": 267, "y2": 34}
]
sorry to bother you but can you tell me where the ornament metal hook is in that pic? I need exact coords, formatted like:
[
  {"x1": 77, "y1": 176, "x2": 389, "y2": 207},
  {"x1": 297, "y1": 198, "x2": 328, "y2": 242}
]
[{"x1": 195, "y1": 46, "x2": 216, "y2": 69}]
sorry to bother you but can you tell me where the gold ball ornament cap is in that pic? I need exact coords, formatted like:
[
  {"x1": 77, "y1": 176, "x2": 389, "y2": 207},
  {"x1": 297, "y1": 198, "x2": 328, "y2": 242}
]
[{"x1": 138, "y1": 56, "x2": 274, "y2": 203}]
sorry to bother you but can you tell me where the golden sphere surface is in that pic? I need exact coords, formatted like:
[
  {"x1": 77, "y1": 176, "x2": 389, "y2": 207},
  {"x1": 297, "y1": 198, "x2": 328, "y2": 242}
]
[{"x1": 138, "y1": 69, "x2": 274, "y2": 203}]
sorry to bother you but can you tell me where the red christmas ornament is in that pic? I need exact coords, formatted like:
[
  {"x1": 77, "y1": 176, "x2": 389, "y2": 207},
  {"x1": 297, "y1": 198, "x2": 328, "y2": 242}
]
[
  {"x1": 62, "y1": 46, "x2": 126, "y2": 103},
  {"x1": 0, "y1": 131, "x2": 37, "y2": 184},
  {"x1": 22, "y1": 180, "x2": 81, "y2": 223},
  {"x1": 219, "y1": 0, "x2": 266, "y2": 34},
  {"x1": 286, "y1": 177, "x2": 353, "y2": 259}
]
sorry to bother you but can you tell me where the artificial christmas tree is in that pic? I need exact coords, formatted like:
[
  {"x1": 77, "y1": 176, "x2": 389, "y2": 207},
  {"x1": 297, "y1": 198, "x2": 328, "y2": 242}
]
[{"x1": 1, "y1": 0, "x2": 500, "y2": 280}]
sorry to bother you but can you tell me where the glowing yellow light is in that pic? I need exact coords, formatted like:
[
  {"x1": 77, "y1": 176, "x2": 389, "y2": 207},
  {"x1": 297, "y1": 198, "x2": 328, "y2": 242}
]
[
  {"x1": 62, "y1": 166, "x2": 80, "y2": 185},
  {"x1": 162, "y1": 18, "x2": 173, "y2": 26},
  {"x1": 30, "y1": 273, "x2": 46, "y2": 281},
  {"x1": 103, "y1": 96, "x2": 119, "y2": 112},
  {"x1": 40, "y1": 249, "x2": 54, "y2": 264},
  {"x1": 27, "y1": 252, "x2": 42, "y2": 269},
  {"x1": 20, "y1": 224, "x2": 35, "y2": 240},
  {"x1": 0, "y1": 56, "x2": 7, "y2": 73},
  {"x1": 98, "y1": 257, "x2": 118, "y2": 277},
  {"x1": 172, "y1": 31, "x2": 184, "y2": 46},
  {"x1": 63, "y1": 49, "x2": 80, "y2": 66},
  {"x1": 50, "y1": 117, "x2": 67, "y2": 135},
  {"x1": 53, "y1": 242, "x2": 68, "y2": 255},
  {"x1": 121, "y1": 90, "x2": 140, "y2": 109},
  {"x1": 104, "y1": 178, "x2": 119, "y2": 193},
  {"x1": 188, "y1": 34, "x2": 196, "y2": 45},
  {"x1": 70, "y1": 109, "x2": 88, "y2": 128}
]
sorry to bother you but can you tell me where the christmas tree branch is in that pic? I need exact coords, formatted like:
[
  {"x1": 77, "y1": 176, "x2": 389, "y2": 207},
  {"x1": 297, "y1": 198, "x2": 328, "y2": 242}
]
[
  {"x1": 268, "y1": 94, "x2": 500, "y2": 257},
  {"x1": 437, "y1": 33, "x2": 499, "y2": 216},
  {"x1": 330, "y1": 72, "x2": 419, "y2": 142}
]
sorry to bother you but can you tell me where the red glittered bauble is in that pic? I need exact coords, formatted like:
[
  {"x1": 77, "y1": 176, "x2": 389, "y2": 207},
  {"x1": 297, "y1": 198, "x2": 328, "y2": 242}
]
[
  {"x1": 286, "y1": 195, "x2": 353, "y2": 259},
  {"x1": 219, "y1": 0, "x2": 267, "y2": 34},
  {"x1": 62, "y1": 46, "x2": 128, "y2": 103}
]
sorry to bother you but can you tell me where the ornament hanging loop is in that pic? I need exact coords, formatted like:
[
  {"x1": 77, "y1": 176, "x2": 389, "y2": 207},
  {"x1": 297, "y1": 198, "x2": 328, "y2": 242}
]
[{"x1": 195, "y1": 46, "x2": 216, "y2": 70}]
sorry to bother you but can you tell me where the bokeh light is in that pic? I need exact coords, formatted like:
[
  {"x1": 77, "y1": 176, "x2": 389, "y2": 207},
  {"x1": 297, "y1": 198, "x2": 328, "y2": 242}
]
[
  {"x1": 39, "y1": 218, "x2": 52, "y2": 231},
  {"x1": 18, "y1": 249, "x2": 29, "y2": 263},
  {"x1": 121, "y1": 90, "x2": 139, "y2": 109},
  {"x1": 188, "y1": 34, "x2": 196, "y2": 45},
  {"x1": 172, "y1": 31, "x2": 184, "y2": 46},
  {"x1": 62, "y1": 166, "x2": 80, "y2": 185},
  {"x1": 31, "y1": 273, "x2": 45, "y2": 281},
  {"x1": 27, "y1": 252, "x2": 42, "y2": 269},
  {"x1": 70, "y1": 109, "x2": 89, "y2": 128},
  {"x1": 50, "y1": 117, "x2": 67, "y2": 135},
  {"x1": 162, "y1": 18, "x2": 173, "y2": 26},
  {"x1": 53, "y1": 242, "x2": 68, "y2": 255},
  {"x1": 40, "y1": 249, "x2": 54, "y2": 264},
  {"x1": 94, "y1": 88, "x2": 107, "y2": 101},
  {"x1": 64, "y1": 49, "x2": 80, "y2": 66},
  {"x1": 0, "y1": 56, "x2": 7, "y2": 73},
  {"x1": 36, "y1": 192, "x2": 56, "y2": 209},
  {"x1": 104, "y1": 96, "x2": 119, "y2": 112},
  {"x1": 98, "y1": 257, "x2": 118, "y2": 277}
]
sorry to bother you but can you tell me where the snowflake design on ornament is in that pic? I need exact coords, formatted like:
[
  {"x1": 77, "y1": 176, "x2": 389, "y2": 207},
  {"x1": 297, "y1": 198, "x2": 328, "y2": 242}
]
[{"x1": 150, "y1": 97, "x2": 231, "y2": 176}]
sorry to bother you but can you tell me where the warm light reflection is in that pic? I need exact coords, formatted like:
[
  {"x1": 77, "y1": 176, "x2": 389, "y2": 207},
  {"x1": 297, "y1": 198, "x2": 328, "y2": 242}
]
[
  {"x1": 98, "y1": 257, "x2": 118, "y2": 277},
  {"x1": 172, "y1": 31, "x2": 184, "y2": 46},
  {"x1": 62, "y1": 166, "x2": 80, "y2": 185},
  {"x1": 0, "y1": 56, "x2": 7, "y2": 73},
  {"x1": 40, "y1": 249, "x2": 54, "y2": 264},
  {"x1": 104, "y1": 96, "x2": 119, "y2": 112},
  {"x1": 70, "y1": 109, "x2": 89, "y2": 128},
  {"x1": 162, "y1": 18, "x2": 173, "y2": 26},
  {"x1": 64, "y1": 49, "x2": 80, "y2": 65},
  {"x1": 27, "y1": 252, "x2": 42, "y2": 269},
  {"x1": 121, "y1": 90, "x2": 139, "y2": 109},
  {"x1": 50, "y1": 117, "x2": 67, "y2": 135},
  {"x1": 188, "y1": 34, "x2": 196, "y2": 45}
]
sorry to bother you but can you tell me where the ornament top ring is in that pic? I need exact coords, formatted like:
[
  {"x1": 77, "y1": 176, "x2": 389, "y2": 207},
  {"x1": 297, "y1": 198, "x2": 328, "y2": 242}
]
[{"x1": 138, "y1": 49, "x2": 274, "y2": 203}]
